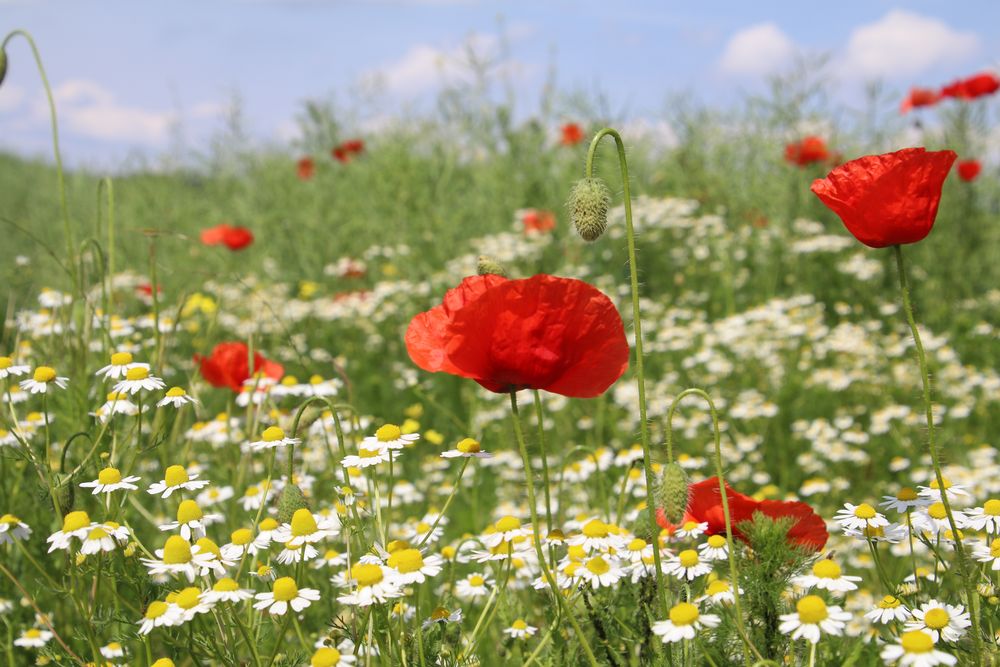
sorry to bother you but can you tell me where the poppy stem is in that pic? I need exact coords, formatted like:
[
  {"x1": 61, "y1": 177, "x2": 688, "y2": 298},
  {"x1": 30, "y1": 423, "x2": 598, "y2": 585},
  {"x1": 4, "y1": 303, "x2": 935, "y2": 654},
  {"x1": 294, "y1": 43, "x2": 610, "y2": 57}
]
[
  {"x1": 508, "y1": 390, "x2": 600, "y2": 667},
  {"x1": 584, "y1": 128, "x2": 667, "y2": 616},
  {"x1": 892, "y1": 244, "x2": 984, "y2": 664}
]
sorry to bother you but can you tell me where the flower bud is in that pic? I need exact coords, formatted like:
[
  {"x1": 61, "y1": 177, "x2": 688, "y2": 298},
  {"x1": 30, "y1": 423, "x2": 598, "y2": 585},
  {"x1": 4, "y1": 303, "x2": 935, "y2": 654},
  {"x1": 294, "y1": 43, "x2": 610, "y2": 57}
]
[
  {"x1": 0, "y1": 48, "x2": 7, "y2": 88},
  {"x1": 656, "y1": 463, "x2": 689, "y2": 526},
  {"x1": 53, "y1": 474, "x2": 75, "y2": 517},
  {"x1": 567, "y1": 177, "x2": 611, "y2": 242},
  {"x1": 476, "y1": 255, "x2": 508, "y2": 278},
  {"x1": 277, "y1": 483, "x2": 309, "y2": 524}
]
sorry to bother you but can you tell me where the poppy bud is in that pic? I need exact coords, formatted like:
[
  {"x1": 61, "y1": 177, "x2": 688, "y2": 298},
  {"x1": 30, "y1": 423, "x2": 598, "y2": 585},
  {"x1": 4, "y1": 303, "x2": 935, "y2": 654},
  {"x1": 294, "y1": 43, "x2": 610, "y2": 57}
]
[
  {"x1": 0, "y1": 48, "x2": 7, "y2": 88},
  {"x1": 656, "y1": 463, "x2": 689, "y2": 526},
  {"x1": 277, "y1": 483, "x2": 309, "y2": 524},
  {"x1": 476, "y1": 255, "x2": 508, "y2": 278},
  {"x1": 631, "y1": 511, "x2": 658, "y2": 542},
  {"x1": 567, "y1": 178, "x2": 611, "y2": 242},
  {"x1": 52, "y1": 474, "x2": 75, "y2": 517}
]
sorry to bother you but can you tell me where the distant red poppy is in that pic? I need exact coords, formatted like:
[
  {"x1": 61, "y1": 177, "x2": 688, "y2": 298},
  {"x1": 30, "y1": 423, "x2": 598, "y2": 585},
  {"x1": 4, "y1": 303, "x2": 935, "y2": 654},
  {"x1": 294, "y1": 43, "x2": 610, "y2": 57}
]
[
  {"x1": 900, "y1": 87, "x2": 941, "y2": 114},
  {"x1": 810, "y1": 147, "x2": 957, "y2": 248},
  {"x1": 940, "y1": 72, "x2": 1000, "y2": 100},
  {"x1": 521, "y1": 209, "x2": 556, "y2": 234},
  {"x1": 297, "y1": 157, "x2": 315, "y2": 181},
  {"x1": 956, "y1": 159, "x2": 982, "y2": 182},
  {"x1": 406, "y1": 274, "x2": 629, "y2": 398},
  {"x1": 332, "y1": 138, "x2": 365, "y2": 163},
  {"x1": 200, "y1": 223, "x2": 255, "y2": 251},
  {"x1": 784, "y1": 136, "x2": 830, "y2": 167},
  {"x1": 136, "y1": 283, "x2": 162, "y2": 298},
  {"x1": 755, "y1": 499, "x2": 829, "y2": 551},
  {"x1": 195, "y1": 342, "x2": 284, "y2": 392},
  {"x1": 560, "y1": 122, "x2": 584, "y2": 146}
]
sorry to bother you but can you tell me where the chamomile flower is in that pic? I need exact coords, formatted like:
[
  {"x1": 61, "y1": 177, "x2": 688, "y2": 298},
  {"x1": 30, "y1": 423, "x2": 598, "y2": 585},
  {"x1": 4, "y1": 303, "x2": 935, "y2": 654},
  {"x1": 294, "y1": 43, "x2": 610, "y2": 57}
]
[
  {"x1": 652, "y1": 602, "x2": 721, "y2": 643},
  {"x1": 843, "y1": 522, "x2": 910, "y2": 543},
  {"x1": 220, "y1": 528, "x2": 261, "y2": 561},
  {"x1": 159, "y1": 500, "x2": 222, "y2": 540},
  {"x1": 880, "y1": 487, "x2": 929, "y2": 514},
  {"x1": 865, "y1": 595, "x2": 912, "y2": 624},
  {"x1": 386, "y1": 548, "x2": 443, "y2": 584},
  {"x1": 80, "y1": 467, "x2": 141, "y2": 494},
  {"x1": 157, "y1": 387, "x2": 198, "y2": 408},
  {"x1": 147, "y1": 465, "x2": 210, "y2": 498},
  {"x1": 254, "y1": 576, "x2": 321, "y2": 615},
  {"x1": 0, "y1": 514, "x2": 31, "y2": 544},
  {"x1": 835, "y1": 503, "x2": 890, "y2": 532},
  {"x1": 973, "y1": 538, "x2": 1000, "y2": 570},
  {"x1": 912, "y1": 502, "x2": 967, "y2": 535},
  {"x1": 455, "y1": 572, "x2": 493, "y2": 601},
  {"x1": 880, "y1": 630, "x2": 957, "y2": 666},
  {"x1": 566, "y1": 519, "x2": 626, "y2": 552},
  {"x1": 698, "y1": 579, "x2": 742, "y2": 606},
  {"x1": 0, "y1": 356, "x2": 29, "y2": 380},
  {"x1": 663, "y1": 549, "x2": 712, "y2": 581},
  {"x1": 272, "y1": 509, "x2": 339, "y2": 549},
  {"x1": 336, "y1": 563, "x2": 402, "y2": 607},
  {"x1": 778, "y1": 595, "x2": 851, "y2": 644},
  {"x1": 340, "y1": 445, "x2": 395, "y2": 468},
  {"x1": 791, "y1": 559, "x2": 862, "y2": 593},
  {"x1": 675, "y1": 520, "x2": 709, "y2": 539},
  {"x1": 963, "y1": 499, "x2": 1000, "y2": 533},
  {"x1": 100, "y1": 642, "x2": 126, "y2": 659},
  {"x1": 248, "y1": 426, "x2": 301, "y2": 451},
  {"x1": 483, "y1": 516, "x2": 531, "y2": 548},
  {"x1": 203, "y1": 577, "x2": 254, "y2": 604},
  {"x1": 905, "y1": 601, "x2": 971, "y2": 642},
  {"x1": 621, "y1": 537, "x2": 653, "y2": 565},
  {"x1": 310, "y1": 646, "x2": 357, "y2": 667},
  {"x1": 421, "y1": 607, "x2": 462, "y2": 629},
  {"x1": 697, "y1": 534, "x2": 730, "y2": 561},
  {"x1": 168, "y1": 587, "x2": 214, "y2": 621},
  {"x1": 47, "y1": 510, "x2": 94, "y2": 552},
  {"x1": 137, "y1": 600, "x2": 182, "y2": 635},
  {"x1": 20, "y1": 366, "x2": 68, "y2": 394},
  {"x1": 112, "y1": 366, "x2": 166, "y2": 395},
  {"x1": 80, "y1": 525, "x2": 121, "y2": 554},
  {"x1": 362, "y1": 423, "x2": 419, "y2": 450},
  {"x1": 253, "y1": 517, "x2": 281, "y2": 548},
  {"x1": 141, "y1": 535, "x2": 217, "y2": 582},
  {"x1": 503, "y1": 619, "x2": 538, "y2": 639},
  {"x1": 239, "y1": 483, "x2": 271, "y2": 511},
  {"x1": 196, "y1": 485, "x2": 234, "y2": 507},
  {"x1": 276, "y1": 540, "x2": 320, "y2": 565},
  {"x1": 312, "y1": 548, "x2": 349, "y2": 569},
  {"x1": 94, "y1": 392, "x2": 139, "y2": 422},
  {"x1": 441, "y1": 437, "x2": 492, "y2": 459},
  {"x1": 13, "y1": 628, "x2": 53, "y2": 648},
  {"x1": 95, "y1": 352, "x2": 146, "y2": 380},
  {"x1": 577, "y1": 555, "x2": 626, "y2": 589},
  {"x1": 191, "y1": 537, "x2": 235, "y2": 576},
  {"x1": 917, "y1": 478, "x2": 969, "y2": 503}
]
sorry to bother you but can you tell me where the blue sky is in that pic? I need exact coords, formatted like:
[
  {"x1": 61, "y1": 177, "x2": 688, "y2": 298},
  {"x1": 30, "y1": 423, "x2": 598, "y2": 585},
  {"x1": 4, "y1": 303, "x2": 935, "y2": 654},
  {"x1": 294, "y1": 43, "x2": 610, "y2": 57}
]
[{"x1": 1, "y1": 0, "x2": 998, "y2": 166}]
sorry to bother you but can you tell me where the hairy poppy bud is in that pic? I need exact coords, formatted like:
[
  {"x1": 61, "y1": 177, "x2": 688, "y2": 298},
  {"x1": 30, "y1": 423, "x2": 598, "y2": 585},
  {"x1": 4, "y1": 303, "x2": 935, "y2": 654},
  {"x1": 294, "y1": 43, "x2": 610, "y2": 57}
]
[
  {"x1": 567, "y1": 177, "x2": 611, "y2": 242},
  {"x1": 51, "y1": 474, "x2": 75, "y2": 517},
  {"x1": 0, "y1": 48, "x2": 7, "y2": 88},
  {"x1": 476, "y1": 255, "x2": 508, "y2": 278},
  {"x1": 631, "y1": 511, "x2": 657, "y2": 542},
  {"x1": 656, "y1": 463, "x2": 689, "y2": 526},
  {"x1": 277, "y1": 483, "x2": 309, "y2": 524}
]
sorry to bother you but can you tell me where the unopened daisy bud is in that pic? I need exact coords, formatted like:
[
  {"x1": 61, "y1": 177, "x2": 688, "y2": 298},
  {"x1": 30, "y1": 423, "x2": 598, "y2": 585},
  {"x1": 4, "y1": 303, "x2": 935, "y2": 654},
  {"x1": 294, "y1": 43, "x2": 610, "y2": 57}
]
[
  {"x1": 277, "y1": 483, "x2": 309, "y2": 524},
  {"x1": 656, "y1": 463, "x2": 689, "y2": 526},
  {"x1": 476, "y1": 255, "x2": 508, "y2": 277},
  {"x1": 567, "y1": 177, "x2": 611, "y2": 242}
]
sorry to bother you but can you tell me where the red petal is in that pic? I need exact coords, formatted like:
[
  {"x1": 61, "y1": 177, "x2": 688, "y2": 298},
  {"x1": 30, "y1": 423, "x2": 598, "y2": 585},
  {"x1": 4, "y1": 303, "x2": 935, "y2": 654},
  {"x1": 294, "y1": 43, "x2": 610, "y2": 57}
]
[{"x1": 756, "y1": 499, "x2": 829, "y2": 551}]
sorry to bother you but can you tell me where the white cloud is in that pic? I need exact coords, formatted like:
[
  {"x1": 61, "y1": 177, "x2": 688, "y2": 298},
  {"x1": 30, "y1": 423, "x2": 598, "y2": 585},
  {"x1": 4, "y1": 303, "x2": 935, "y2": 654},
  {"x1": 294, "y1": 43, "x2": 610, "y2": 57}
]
[
  {"x1": 840, "y1": 10, "x2": 979, "y2": 79},
  {"x1": 0, "y1": 84, "x2": 25, "y2": 113},
  {"x1": 718, "y1": 23, "x2": 797, "y2": 76}
]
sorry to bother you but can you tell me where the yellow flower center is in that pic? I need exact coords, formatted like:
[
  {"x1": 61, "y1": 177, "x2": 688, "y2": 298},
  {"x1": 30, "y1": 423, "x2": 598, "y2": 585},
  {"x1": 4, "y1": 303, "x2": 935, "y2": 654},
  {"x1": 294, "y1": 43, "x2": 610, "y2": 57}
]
[
  {"x1": 853, "y1": 503, "x2": 876, "y2": 519},
  {"x1": 900, "y1": 630, "x2": 935, "y2": 653},
  {"x1": 309, "y1": 374, "x2": 324, "y2": 385},
  {"x1": 175, "y1": 587, "x2": 202, "y2": 610},
  {"x1": 323, "y1": 549, "x2": 340, "y2": 560},
  {"x1": 495, "y1": 516, "x2": 521, "y2": 532},
  {"x1": 376, "y1": 424, "x2": 402, "y2": 442},
  {"x1": 984, "y1": 500, "x2": 1000, "y2": 516},
  {"x1": 272, "y1": 577, "x2": 299, "y2": 602},
  {"x1": 87, "y1": 527, "x2": 109, "y2": 540},
  {"x1": 928, "y1": 502, "x2": 947, "y2": 520},
  {"x1": 707, "y1": 535, "x2": 727, "y2": 549},
  {"x1": 110, "y1": 352, "x2": 133, "y2": 366},
  {"x1": 177, "y1": 500, "x2": 203, "y2": 524},
  {"x1": 0, "y1": 357, "x2": 11, "y2": 369},
  {"x1": 387, "y1": 539, "x2": 410, "y2": 552},
  {"x1": 585, "y1": 556, "x2": 610, "y2": 575},
  {"x1": 256, "y1": 565, "x2": 273, "y2": 577},
  {"x1": 441, "y1": 546, "x2": 457, "y2": 559},
  {"x1": 627, "y1": 538, "x2": 647, "y2": 552},
  {"x1": 359, "y1": 447, "x2": 381, "y2": 459},
  {"x1": 33, "y1": 366, "x2": 57, "y2": 383},
  {"x1": 351, "y1": 563, "x2": 383, "y2": 588},
  {"x1": 469, "y1": 575, "x2": 485, "y2": 586},
  {"x1": 151, "y1": 660, "x2": 176, "y2": 667},
  {"x1": 706, "y1": 580, "x2": 731, "y2": 596},
  {"x1": 62, "y1": 510, "x2": 91, "y2": 533},
  {"x1": 812, "y1": 559, "x2": 842, "y2": 579},
  {"x1": 430, "y1": 607, "x2": 451, "y2": 621},
  {"x1": 259, "y1": 518, "x2": 278, "y2": 531},
  {"x1": 262, "y1": 426, "x2": 285, "y2": 442},
  {"x1": 164, "y1": 465, "x2": 189, "y2": 487},
  {"x1": 0, "y1": 514, "x2": 18, "y2": 525},
  {"x1": 196, "y1": 537, "x2": 220, "y2": 558},
  {"x1": 930, "y1": 477, "x2": 950, "y2": 490},
  {"x1": 678, "y1": 550, "x2": 699, "y2": 568},
  {"x1": 162, "y1": 536, "x2": 193, "y2": 564},
  {"x1": 896, "y1": 487, "x2": 918, "y2": 501},
  {"x1": 290, "y1": 509, "x2": 318, "y2": 536},
  {"x1": 144, "y1": 601, "x2": 170, "y2": 620},
  {"x1": 125, "y1": 367, "x2": 149, "y2": 381},
  {"x1": 244, "y1": 486, "x2": 260, "y2": 497},
  {"x1": 24, "y1": 629, "x2": 41, "y2": 639},
  {"x1": 388, "y1": 548, "x2": 425, "y2": 573},
  {"x1": 511, "y1": 619, "x2": 528, "y2": 631},
  {"x1": 582, "y1": 519, "x2": 608, "y2": 538},
  {"x1": 879, "y1": 595, "x2": 902, "y2": 609},
  {"x1": 563, "y1": 562, "x2": 581, "y2": 576},
  {"x1": 281, "y1": 376, "x2": 298, "y2": 386},
  {"x1": 923, "y1": 607, "x2": 950, "y2": 630},
  {"x1": 456, "y1": 438, "x2": 481, "y2": 454},
  {"x1": 669, "y1": 602, "x2": 700, "y2": 626},
  {"x1": 311, "y1": 648, "x2": 343, "y2": 667},
  {"x1": 106, "y1": 642, "x2": 122, "y2": 650},
  {"x1": 213, "y1": 578, "x2": 240, "y2": 592},
  {"x1": 990, "y1": 539, "x2": 1000, "y2": 559},
  {"x1": 165, "y1": 387, "x2": 186, "y2": 397},
  {"x1": 231, "y1": 529, "x2": 253, "y2": 546},
  {"x1": 100, "y1": 466, "x2": 125, "y2": 485},
  {"x1": 796, "y1": 596, "x2": 828, "y2": 624},
  {"x1": 682, "y1": 521, "x2": 699, "y2": 531}
]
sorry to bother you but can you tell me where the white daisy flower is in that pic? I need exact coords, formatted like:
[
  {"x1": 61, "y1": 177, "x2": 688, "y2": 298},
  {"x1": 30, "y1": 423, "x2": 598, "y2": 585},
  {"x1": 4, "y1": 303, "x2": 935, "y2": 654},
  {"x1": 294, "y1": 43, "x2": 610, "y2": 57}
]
[
  {"x1": 220, "y1": 528, "x2": 261, "y2": 561},
  {"x1": 576, "y1": 555, "x2": 626, "y2": 589},
  {"x1": 239, "y1": 483, "x2": 272, "y2": 511},
  {"x1": 309, "y1": 646, "x2": 357, "y2": 667},
  {"x1": 100, "y1": 642, "x2": 126, "y2": 659},
  {"x1": 13, "y1": 628, "x2": 53, "y2": 648},
  {"x1": 137, "y1": 600, "x2": 183, "y2": 635},
  {"x1": 203, "y1": 577, "x2": 254, "y2": 604},
  {"x1": 963, "y1": 499, "x2": 1000, "y2": 533},
  {"x1": 0, "y1": 356, "x2": 30, "y2": 380},
  {"x1": 843, "y1": 522, "x2": 910, "y2": 543},
  {"x1": 674, "y1": 520, "x2": 709, "y2": 540},
  {"x1": 386, "y1": 548, "x2": 444, "y2": 584},
  {"x1": 361, "y1": 423, "x2": 419, "y2": 451},
  {"x1": 254, "y1": 577, "x2": 320, "y2": 615},
  {"x1": 441, "y1": 437, "x2": 492, "y2": 459},
  {"x1": 157, "y1": 386, "x2": 199, "y2": 408},
  {"x1": 272, "y1": 509, "x2": 340, "y2": 549},
  {"x1": 147, "y1": 465, "x2": 210, "y2": 498},
  {"x1": 663, "y1": 550, "x2": 712, "y2": 581},
  {"x1": 973, "y1": 538, "x2": 1000, "y2": 570},
  {"x1": 95, "y1": 352, "x2": 146, "y2": 380},
  {"x1": 253, "y1": 517, "x2": 281, "y2": 549},
  {"x1": 778, "y1": 596, "x2": 851, "y2": 644},
  {"x1": 791, "y1": 559, "x2": 862, "y2": 593},
  {"x1": 46, "y1": 510, "x2": 95, "y2": 552},
  {"x1": 912, "y1": 503, "x2": 967, "y2": 536},
  {"x1": 652, "y1": 602, "x2": 721, "y2": 643},
  {"x1": 455, "y1": 572, "x2": 493, "y2": 601},
  {"x1": 158, "y1": 500, "x2": 222, "y2": 540},
  {"x1": 482, "y1": 516, "x2": 532, "y2": 548},
  {"x1": 503, "y1": 619, "x2": 538, "y2": 639},
  {"x1": 880, "y1": 487, "x2": 930, "y2": 514},
  {"x1": 905, "y1": 601, "x2": 971, "y2": 643},
  {"x1": 697, "y1": 534, "x2": 730, "y2": 561},
  {"x1": 140, "y1": 536, "x2": 217, "y2": 582},
  {"x1": 0, "y1": 514, "x2": 31, "y2": 544},
  {"x1": 865, "y1": 595, "x2": 912, "y2": 624},
  {"x1": 248, "y1": 426, "x2": 301, "y2": 451},
  {"x1": 168, "y1": 587, "x2": 215, "y2": 621},
  {"x1": 336, "y1": 563, "x2": 403, "y2": 607},
  {"x1": 196, "y1": 485, "x2": 234, "y2": 507},
  {"x1": 275, "y1": 541, "x2": 320, "y2": 565},
  {"x1": 697, "y1": 580, "x2": 742, "y2": 606},
  {"x1": 19, "y1": 366, "x2": 68, "y2": 394},
  {"x1": 80, "y1": 524, "x2": 122, "y2": 554},
  {"x1": 421, "y1": 607, "x2": 462, "y2": 629},
  {"x1": 566, "y1": 519, "x2": 627, "y2": 552},
  {"x1": 312, "y1": 548, "x2": 349, "y2": 569},
  {"x1": 93, "y1": 392, "x2": 140, "y2": 422},
  {"x1": 112, "y1": 366, "x2": 166, "y2": 395},
  {"x1": 834, "y1": 503, "x2": 890, "y2": 532},
  {"x1": 880, "y1": 630, "x2": 956, "y2": 666},
  {"x1": 80, "y1": 466, "x2": 141, "y2": 494},
  {"x1": 917, "y1": 478, "x2": 970, "y2": 503},
  {"x1": 340, "y1": 445, "x2": 396, "y2": 469}
]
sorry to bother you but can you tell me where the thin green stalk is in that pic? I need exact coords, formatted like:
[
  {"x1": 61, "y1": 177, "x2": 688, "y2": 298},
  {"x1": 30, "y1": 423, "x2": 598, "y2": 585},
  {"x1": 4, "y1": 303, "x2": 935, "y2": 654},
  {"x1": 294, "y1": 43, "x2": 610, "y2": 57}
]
[
  {"x1": 418, "y1": 457, "x2": 469, "y2": 548},
  {"x1": 531, "y1": 390, "x2": 554, "y2": 533}
]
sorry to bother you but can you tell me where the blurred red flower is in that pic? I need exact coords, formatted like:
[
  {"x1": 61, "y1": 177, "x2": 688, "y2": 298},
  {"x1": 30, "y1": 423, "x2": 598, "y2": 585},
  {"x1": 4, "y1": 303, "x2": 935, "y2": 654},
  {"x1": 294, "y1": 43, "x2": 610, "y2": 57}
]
[
  {"x1": 900, "y1": 87, "x2": 942, "y2": 114},
  {"x1": 957, "y1": 159, "x2": 982, "y2": 182},
  {"x1": 756, "y1": 499, "x2": 829, "y2": 551},
  {"x1": 200, "y1": 223, "x2": 255, "y2": 251},
  {"x1": 297, "y1": 157, "x2": 315, "y2": 181},
  {"x1": 195, "y1": 342, "x2": 284, "y2": 392},
  {"x1": 940, "y1": 72, "x2": 1000, "y2": 100},
  {"x1": 406, "y1": 274, "x2": 629, "y2": 398},
  {"x1": 784, "y1": 136, "x2": 830, "y2": 167},
  {"x1": 332, "y1": 138, "x2": 365, "y2": 163},
  {"x1": 521, "y1": 209, "x2": 556, "y2": 234},
  {"x1": 810, "y1": 147, "x2": 957, "y2": 248},
  {"x1": 560, "y1": 122, "x2": 584, "y2": 146}
]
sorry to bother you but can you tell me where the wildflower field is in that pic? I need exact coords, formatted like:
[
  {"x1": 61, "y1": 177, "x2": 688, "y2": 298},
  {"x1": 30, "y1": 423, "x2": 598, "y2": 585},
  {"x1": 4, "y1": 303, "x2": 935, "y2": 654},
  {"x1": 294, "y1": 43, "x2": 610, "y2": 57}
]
[{"x1": 2, "y1": 26, "x2": 1000, "y2": 667}]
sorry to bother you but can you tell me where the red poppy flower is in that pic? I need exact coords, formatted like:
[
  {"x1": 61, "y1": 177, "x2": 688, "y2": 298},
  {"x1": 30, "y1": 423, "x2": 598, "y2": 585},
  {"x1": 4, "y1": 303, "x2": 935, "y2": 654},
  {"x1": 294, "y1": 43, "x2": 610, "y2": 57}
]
[
  {"x1": 200, "y1": 223, "x2": 255, "y2": 251},
  {"x1": 406, "y1": 274, "x2": 629, "y2": 398},
  {"x1": 755, "y1": 499, "x2": 828, "y2": 551},
  {"x1": 341, "y1": 139, "x2": 365, "y2": 154},
  {"x1": 940, "y1": 72, "x2": 1000, "y2": 100},
  {"x1": 810, "y1": 147, "x2": 957, "y2": 248},
  {"x1": 560, "y1": 122, "x2": 584, "y2": 146},
  {"x1": 332, "y1": 146, "x2": 350, "y2": 163},
  {"x1": 521, "y1": 209, "x2": 556, "y2": 234},
  {"x1": 784, "y1": 136, "x2": 830, "y2": 167},
  {"x1": 656, "y1": 478, "x2": 759, "y2": 538},
  {"x1": 194, "y1": 342, "x2": 284, "y2": 392},
  {"x1": 297, "y1": 157, "x2": 315, "y2": 181},
  {"x1": 900, "y1": 87, "x2": 941, "y2": 114},
  {"x1": 956, "y1": 159, "x2": 981, "y2": 182}
]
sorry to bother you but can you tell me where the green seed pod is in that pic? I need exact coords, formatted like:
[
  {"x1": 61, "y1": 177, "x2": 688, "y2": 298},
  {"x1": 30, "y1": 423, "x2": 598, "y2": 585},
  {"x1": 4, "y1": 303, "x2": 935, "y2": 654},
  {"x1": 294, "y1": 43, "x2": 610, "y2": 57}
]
[
  {"x1": 52, "y1": 474, "x2": 75, "y2": 517},
  {"x1": 656, "y1": 463, "x2": 689, "y2": 526},
  {"x1": 630, "y1": 511, "x2": 658, "y2": 543},
  {"x1": 567, "y1": 177, "x2": 611, "y2": 242},
  {"x1": 277, "y1": 483, "x2": 309, "y2": 524},
  {"x1": 476, "y1": 255, "x2": 508, "y2": 278},
  {"x1": 0, "y1": 48, "x2": 7, "y2": 88}
]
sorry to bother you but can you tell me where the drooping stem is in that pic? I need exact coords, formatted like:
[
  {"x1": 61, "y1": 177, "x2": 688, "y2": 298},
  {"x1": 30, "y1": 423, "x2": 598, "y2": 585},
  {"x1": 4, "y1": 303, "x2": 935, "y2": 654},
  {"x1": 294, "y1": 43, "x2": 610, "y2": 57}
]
[{"x1": 892, "y1": 244, "x2": 983, "y2": 663}]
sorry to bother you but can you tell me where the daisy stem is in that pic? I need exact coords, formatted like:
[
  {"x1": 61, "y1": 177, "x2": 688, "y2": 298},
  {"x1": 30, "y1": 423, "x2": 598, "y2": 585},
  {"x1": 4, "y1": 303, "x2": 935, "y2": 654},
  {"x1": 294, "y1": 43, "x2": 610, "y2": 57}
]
[
  {"x1": 265, "y1": 614, "x2": 293, "y2": 667},
  {"x1": 585, "y1": 128, "x2": 666, "y2": 618},
  {"x1": 291, "y1": 613, "x2": 309, "y2": 650},
  {"x1": 417, "y1": 457, "x2": 469, "y2": 548},
  {"x1": 230, "y1": 607, "x2": 262, "y2": 667},
  {"x1": 415, "y1": 584, "x2": 426, "y2": 667},
  {"x1": 893, "y1": 244, "x2": 984, "y2": 663},
  {"x1": 807, "y1": 641, "x2": 816, "y2": 667},
  {"x1": 509, "y1": 390, "x2": 600, "y2": 667}
]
